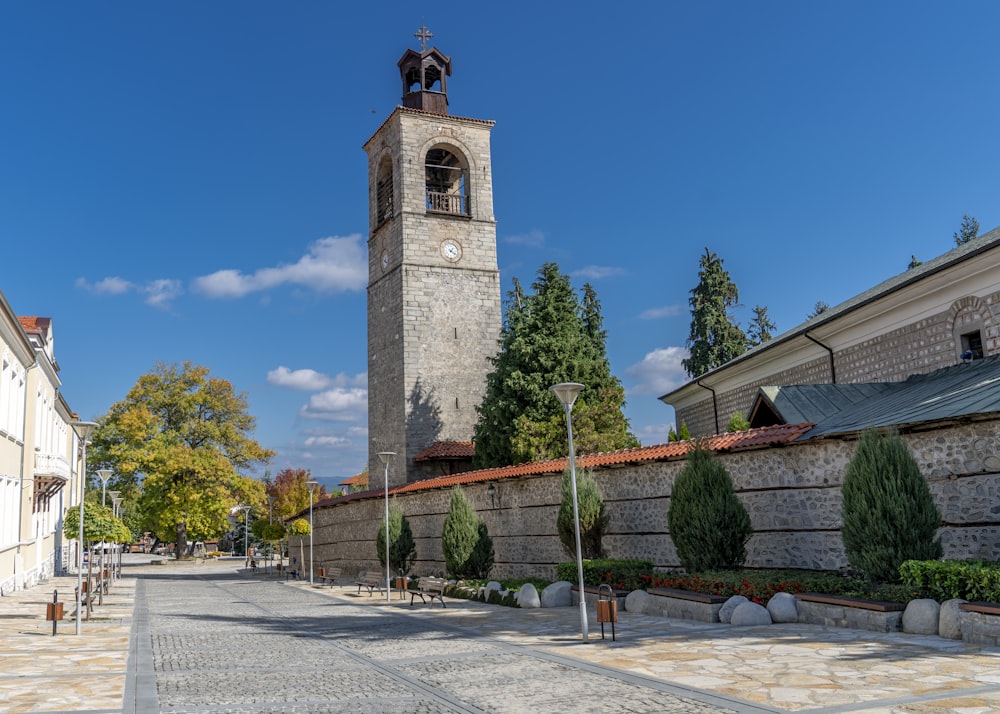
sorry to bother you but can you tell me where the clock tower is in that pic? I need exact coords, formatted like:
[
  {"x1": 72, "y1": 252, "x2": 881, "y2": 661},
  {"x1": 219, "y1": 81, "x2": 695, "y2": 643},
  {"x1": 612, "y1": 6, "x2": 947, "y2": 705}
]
[{"x1": 364, "y1": 30, "x2": 501, "y2": 484}]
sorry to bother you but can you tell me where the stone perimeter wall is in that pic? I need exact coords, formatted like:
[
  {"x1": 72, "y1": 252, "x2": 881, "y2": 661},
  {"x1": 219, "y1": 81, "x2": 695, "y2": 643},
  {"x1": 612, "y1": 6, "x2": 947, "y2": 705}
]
[{"x1": 302, "y1": 420, "x2": 1000, "y2": 580}]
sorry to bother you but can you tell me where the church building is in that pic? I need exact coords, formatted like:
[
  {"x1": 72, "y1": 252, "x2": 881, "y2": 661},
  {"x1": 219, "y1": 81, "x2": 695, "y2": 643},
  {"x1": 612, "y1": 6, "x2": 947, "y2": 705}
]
[{"x1": 364, "y1": 30, "x2": 501, "y2": 485}]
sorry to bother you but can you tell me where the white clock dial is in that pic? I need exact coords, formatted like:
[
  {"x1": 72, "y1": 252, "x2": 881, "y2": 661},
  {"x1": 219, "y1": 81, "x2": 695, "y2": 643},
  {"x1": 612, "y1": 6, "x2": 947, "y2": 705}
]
[
  {"x1": 380, "y1": 251, "x2": 389, "y2": 270},
  {"x1": 441, "y1": 240, "x2": 462, "y2": 262}
]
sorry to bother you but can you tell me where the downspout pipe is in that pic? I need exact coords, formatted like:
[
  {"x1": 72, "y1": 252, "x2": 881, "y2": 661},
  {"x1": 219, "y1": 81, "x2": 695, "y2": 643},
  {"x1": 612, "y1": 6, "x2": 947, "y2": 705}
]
[
  {"x1": 695, "y1": 380, "x2": 720, "y2": 435},
  {"x1": 804, "y1": 332, "x2": 837, "y2": 383}
]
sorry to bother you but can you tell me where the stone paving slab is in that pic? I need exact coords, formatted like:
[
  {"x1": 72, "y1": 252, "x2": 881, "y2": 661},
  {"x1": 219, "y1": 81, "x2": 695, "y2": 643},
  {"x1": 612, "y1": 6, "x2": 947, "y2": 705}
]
[{"x1": 5, "y1": 558, "x2": 1000, "y2": 713}]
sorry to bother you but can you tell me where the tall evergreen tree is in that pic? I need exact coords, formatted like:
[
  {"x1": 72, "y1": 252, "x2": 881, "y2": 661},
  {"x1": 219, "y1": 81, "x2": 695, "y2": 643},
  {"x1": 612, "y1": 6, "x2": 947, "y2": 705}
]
[
  {"x1": 807, "y1": 300, "x2": 830, "y2": 319},
  {"x1": 746, "y1": 305, "x2": 776, "y2": 347},
  {"x1": 441, "y1": 487, "x2": 494, "y2": 579},
  {"x1": 556, "y1": 468, "x2": 609, "y2": 559},
  {"x1": 954, "y1": 214, "x2": 980, "y2": 246},
  {"x1": 682, "y1": 248, "x2": 747, "y2": 378},
  {"x1": 473, "y1": 263, "x2": 637, "y2": 468}
]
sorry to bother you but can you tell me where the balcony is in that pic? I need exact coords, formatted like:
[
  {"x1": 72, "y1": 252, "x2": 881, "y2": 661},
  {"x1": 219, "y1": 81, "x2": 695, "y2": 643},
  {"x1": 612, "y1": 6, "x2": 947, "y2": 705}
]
[
  {"x1": 34, "y1": 452, "x2": 70, "y2": 481},
  {"x1": 426, "y1": 191, "x2": 469, "y2": 216}
]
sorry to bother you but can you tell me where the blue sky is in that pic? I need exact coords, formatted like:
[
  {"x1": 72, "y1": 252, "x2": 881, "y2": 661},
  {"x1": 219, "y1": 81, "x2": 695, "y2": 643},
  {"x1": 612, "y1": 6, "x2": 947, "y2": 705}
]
[{"x1": 3, "y1": 2, "x2": 1000, "y2": 490}]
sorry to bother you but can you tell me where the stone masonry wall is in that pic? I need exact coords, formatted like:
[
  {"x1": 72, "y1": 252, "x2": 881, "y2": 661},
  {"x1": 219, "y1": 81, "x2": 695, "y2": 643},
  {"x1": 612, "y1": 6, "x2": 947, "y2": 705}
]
[{"x1": 300, "y1": 419, "x2": 1000, "y2": 580}]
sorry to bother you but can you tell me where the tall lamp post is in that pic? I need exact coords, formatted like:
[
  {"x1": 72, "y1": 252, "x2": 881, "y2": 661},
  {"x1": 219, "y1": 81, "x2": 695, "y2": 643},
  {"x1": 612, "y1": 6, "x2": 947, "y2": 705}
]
[
  {"x1": 97, "y1": 469, "x2": 112, "y2": 506},
  {"x1": 377, "y1": 452, "x2": 396, "y2": 604},
  {"x1": 306, "y1": 480, "x2": 319, "y2": 584},
  {"x1": 111, "y1": 497, "x2": 124, "y2": 580},
  {"x1": 71, "y1": 421, "x2": 98, "y2": 636},
  {"x1": 550, "y1": 382, "x2": 589, "y2": 643}
]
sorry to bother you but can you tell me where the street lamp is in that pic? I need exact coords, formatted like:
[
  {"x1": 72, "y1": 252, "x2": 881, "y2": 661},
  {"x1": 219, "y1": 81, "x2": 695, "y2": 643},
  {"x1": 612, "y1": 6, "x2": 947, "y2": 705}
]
[
  {"x1": 71, "y1": 420, "x2": 97, "y2": 636},
  {"x1": 97, "y1": 469, "x2": 112, "y2": 506},
  {"x1": 111, "y1": 496, "x2": 123, "y2": 518},
  {"x1": 306, "y1": 480, "x2": 319, "y2": 584},
  {"x1": 377, "y1": 452, "x2": 396, "y2": 604},
  {"x1": 111, "y1": 497, "x2": 124, "y2": 580},
  {"x1": 550, "y1": 382, "x2": 589, "y2": 643}
]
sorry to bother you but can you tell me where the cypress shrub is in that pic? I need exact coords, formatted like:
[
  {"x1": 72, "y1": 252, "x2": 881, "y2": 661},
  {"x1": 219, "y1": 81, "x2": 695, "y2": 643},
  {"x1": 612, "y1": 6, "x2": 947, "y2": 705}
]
[
  {"x1": 841, "y1": 429, "x2": 942, "y2": 582},
  {"x1": 556, "y1": 468, "x2": 609, "y2": 559},
  {"x1": 667, "y1": 445, "x2": 752, "y2": 572},
  {"x1": 376, "y1": 501, "x2": 416, "y2": 575},
  {"x1": 441, "y1": 487, "x2": 494, "y2": 579}
]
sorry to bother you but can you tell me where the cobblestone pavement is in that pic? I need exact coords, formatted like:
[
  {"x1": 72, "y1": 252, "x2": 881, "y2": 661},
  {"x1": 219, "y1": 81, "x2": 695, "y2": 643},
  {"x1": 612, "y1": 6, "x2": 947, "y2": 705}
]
[{"x1": 5, "y1": 558, "x2": 1000, "y2": 713}]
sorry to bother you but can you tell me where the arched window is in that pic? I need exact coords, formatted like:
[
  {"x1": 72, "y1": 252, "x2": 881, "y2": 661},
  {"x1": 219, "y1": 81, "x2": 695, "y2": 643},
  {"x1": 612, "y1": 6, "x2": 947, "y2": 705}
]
[
  {"x1": 425, "y1": 148, "x2": 469, "y2": 216},
  {"x1": 375, "y1": 156, "x2": 394, "y2": 227}
]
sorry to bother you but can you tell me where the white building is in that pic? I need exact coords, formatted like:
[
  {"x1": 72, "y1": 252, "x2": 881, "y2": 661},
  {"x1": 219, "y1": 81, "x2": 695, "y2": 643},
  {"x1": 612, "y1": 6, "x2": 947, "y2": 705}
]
[{"x1": 0, "y1": 290, "x2": 82, "y2": 594}]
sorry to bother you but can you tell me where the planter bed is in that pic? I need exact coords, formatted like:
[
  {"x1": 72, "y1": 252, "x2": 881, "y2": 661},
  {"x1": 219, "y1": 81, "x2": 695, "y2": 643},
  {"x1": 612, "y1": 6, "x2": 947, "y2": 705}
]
[
  {"x1": 646, "y1": 587, "x2": 728, "y2": 622},
  {"x1": 958, "y1": 602, "x2": 1000, "y2": 646},
  {"x1": 795, "y1": 592, "x2": 905, "y2": 632}
]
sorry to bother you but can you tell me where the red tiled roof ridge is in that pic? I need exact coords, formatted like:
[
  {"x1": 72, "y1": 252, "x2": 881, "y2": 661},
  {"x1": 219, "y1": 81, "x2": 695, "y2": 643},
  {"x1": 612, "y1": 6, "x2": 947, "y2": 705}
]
[
  {"x1": 304, "y1": 424, "x2": 813, "y2": 513},
  {"x1": 413, "y1": 440, "x2": 475, "y2": 461}
]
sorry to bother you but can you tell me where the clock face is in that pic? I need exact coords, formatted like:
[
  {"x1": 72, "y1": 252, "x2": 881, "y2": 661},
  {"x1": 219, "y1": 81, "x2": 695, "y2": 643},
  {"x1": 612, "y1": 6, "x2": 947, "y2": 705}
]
[
  {"x1": 380, "y1": 251, "x2": 389, "y2": 270},
  {"x1": 441, "y1": 240, "x2": 462, "y2": 262}
]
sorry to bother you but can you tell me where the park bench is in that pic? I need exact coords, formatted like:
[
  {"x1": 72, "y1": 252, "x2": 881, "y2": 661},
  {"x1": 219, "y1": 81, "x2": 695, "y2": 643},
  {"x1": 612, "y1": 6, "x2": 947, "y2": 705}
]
[
  {"x1": 316, "y1": 566, "x2": 342, "y2": 587},
  {"x1": 409, "y1": 576, "x2": 447, "y2": 607},
  {"x1": 355, "y1": 572, "x2": 384, "y2": 596}
]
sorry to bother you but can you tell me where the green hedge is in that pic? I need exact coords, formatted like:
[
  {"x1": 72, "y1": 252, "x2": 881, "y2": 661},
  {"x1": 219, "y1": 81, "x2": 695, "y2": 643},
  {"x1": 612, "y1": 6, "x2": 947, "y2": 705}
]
[
  {"x1": 556, "y1": 559, "x2": 654, "y2": 590},
  {"x1": 899, "y1": 559, "x2": 1000, "y2": 602}
]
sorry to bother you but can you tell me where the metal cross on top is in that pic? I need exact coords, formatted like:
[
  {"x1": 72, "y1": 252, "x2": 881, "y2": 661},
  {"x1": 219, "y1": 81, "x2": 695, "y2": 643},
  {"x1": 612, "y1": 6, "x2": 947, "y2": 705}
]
[{"x1": 414, "y1": 23, "x2": 433, "y2": 51}]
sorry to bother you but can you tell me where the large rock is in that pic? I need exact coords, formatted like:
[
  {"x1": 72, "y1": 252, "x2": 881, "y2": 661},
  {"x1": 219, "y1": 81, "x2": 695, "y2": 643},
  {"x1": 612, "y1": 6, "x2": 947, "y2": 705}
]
[
  {"x1": 625, "y1": 589, "x2": 651, "y2": 614},
  {"x1": 902, "y1": 598, "x2": 941, "y2": 635},
  {"x1": 541, "y1": 581, "x2": 573, "y2": 608},
  {"x1": 939, "y1": 598, "x2": 967, "y2": 640},
  {"x1": 766, "y1": 592, "x2": 799, "y2": 623},
  {"x1": 731, "y1": 601, "x2": 773, "y2": 626},
  {"x1": 517, "y1": 583, "x2": 541, "y2": 608},
  {"x1": 719, "y1": 595, "x2": 749, "y2": 624}
]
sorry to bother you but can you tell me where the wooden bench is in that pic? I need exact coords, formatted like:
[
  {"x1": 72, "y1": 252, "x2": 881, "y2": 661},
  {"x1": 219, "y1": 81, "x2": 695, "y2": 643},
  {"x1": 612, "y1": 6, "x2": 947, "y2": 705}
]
[
  {"x1": 355, "y1": 573, "x2": 384, "y2": 596},
  {"x1": 409, "y1": 576, "x2": 447, "y2": 607},
  {"x1": 316, "y1": 566, "x2": 342, "y2": 587}
]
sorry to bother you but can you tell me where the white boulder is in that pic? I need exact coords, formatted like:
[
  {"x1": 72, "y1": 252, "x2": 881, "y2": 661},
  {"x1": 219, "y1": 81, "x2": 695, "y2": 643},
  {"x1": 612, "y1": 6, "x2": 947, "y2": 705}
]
[
  {"x1": 902, "y1": 598, "x2": 941, "y2": 635},
  {"x1": 938, "y1": 598, "x2": 967, "y2": 640},
  {"x1": 541, "y1": 581, "x2": 574, "y2": 608},
  {"x1": 719, "y1": 595, "x2": 749, "y2": 624},
  {"x1": 766, "y1": 592, "x2": 799, "y2": 623},
  {"x1": 625, "y1": 589, "x2": 651, "y2": 614},
  {"x1": 517, "y1": 583, "x2": 541, "y2": 608},
  {"x1": 731, "y1": 601, "x2": 773, "y2": 626}
]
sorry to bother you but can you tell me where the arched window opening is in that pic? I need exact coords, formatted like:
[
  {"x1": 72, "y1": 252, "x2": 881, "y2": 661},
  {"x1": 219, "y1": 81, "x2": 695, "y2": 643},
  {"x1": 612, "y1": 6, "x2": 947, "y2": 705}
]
[
  {"x1": 376, "y1": 156, "x2": 394, "y2": 227},
  {"x1": 425, "y1": 148, "x2": 469, "y2": 216}
]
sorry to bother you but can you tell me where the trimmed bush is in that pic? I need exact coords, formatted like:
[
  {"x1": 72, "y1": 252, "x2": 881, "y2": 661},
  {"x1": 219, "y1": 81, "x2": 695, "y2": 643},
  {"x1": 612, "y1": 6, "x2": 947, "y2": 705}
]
[
  {"x1": 376, "y1": 501, "x2": 416, "y2": 575},
  {"x1": 841, "y1": 429, "x2": 942, "y2": 583},
  {"x1": 556, "y1": 558, "x2": 654, "y2": 590},
  {"x1": 441, "y1": 487, "x2": 494, "y2": 579},
  {"x1": 900, "y1": 559, "x2": 1000, "y2": 602},
  {"x1": 556, "y1": 468, "x2": 609, "y2": 559},
  {"x1": 668, "y1": 445, "x2": 752, "y2": 572}
]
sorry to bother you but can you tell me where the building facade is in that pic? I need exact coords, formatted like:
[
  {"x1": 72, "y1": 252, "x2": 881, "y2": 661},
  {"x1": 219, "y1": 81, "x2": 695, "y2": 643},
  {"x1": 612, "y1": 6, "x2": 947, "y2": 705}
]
[
  {"x1": 663, "y1": 228, "x2": 1000, "y2": 436},
  {"x1": 0, "y1": 293, "x2": 81, "y2": 595},
  {"x1": 364, "y1": 41, "x2": 501, "y2": 484}
]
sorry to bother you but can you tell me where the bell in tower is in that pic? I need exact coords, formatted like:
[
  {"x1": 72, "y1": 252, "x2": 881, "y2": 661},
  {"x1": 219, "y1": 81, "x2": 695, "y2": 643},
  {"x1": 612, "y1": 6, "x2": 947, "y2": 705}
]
[{"x1": 398, "y1": 24, "x2": 451, "y2": 114}]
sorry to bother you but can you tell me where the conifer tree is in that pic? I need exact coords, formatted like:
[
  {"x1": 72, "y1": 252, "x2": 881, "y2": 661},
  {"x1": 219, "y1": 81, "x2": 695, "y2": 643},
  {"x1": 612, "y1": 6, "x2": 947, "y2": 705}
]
[
  {"x1": 682, "y1": 249, "x2": 747, "y2": 378},
  {"x1": 841, "y1": 429, "x2": 942, "y2": 582},
  {"x1": 377, "y1": 501, "x2": 417, "y2": 575},
  {"x1": 727, "y1": 411, "x2": 750, "y2": 432},
  {"x1": 667, "y1": 445, "x2": 752, "y2": 572},
  {"x1": 441, "y1": 487, "x2": 494, "y2": 579},
  {"x1": 473, "y1": 263, "x2": 637, "y2": 468},
  {"x1": 954, "y1": 214, "x2": 980, "y2": 246},
  {"x1": 556, "y1": 468, "x2": 609, "y2": 559},
  {"x1": 746, "y1": 305, "x2": 776, "y2": 347},
  {"x1": 678, "y1": 422, "x2": 691, "y2": 440}
]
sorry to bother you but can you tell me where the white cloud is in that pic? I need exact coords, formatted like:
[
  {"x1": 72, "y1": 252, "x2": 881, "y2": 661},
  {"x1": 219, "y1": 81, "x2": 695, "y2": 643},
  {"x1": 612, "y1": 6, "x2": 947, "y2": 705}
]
[
  {"x1": 625, "y1": 346, "x2": 689, "y2": 396},
  {"x1": 300, "y1": 387, "x2": 367, "y2": 422},
  {"x1": 639, "y1": 304, "x2": 684, "y2": 320},
  {"x1": 503, "y1": 229, "x2": 545, "y2": 247},
  {"x1": 637, "y1": 422, "x2": 675, "y2": 445},
  {"x1": 267, "y1": 366, "x2": 334, "y2": 391},
  {"x1": 75, "y1": 276, "x2": 134, "y2": 295},
  {"x1": 303, "y1": 435, "x2": 350, "y2": 448},
  {"x1": 143, "y1": 279, "x2": 184, "y2": 308},
  {"x1": 570, "y1": 265, "x2": 626, "y2": 280},
  {"x1": 192, "y1": 235, "x2": 367, "y2": 298}
]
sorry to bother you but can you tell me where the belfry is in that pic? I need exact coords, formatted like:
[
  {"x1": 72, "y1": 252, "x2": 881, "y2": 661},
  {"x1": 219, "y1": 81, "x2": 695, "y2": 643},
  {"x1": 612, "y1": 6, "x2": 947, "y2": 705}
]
[{"x1": 364, "y1": 28, "x2": 501, "y2": 484}]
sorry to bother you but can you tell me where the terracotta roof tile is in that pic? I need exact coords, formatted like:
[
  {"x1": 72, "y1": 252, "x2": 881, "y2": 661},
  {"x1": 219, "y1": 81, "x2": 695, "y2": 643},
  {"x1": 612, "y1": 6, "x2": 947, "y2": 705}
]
[
  {"x1": 413, "y1": 441, "x2": 475, "y2": 461},
  {"x1": 18, "y1": 316, "x2": 45, "y2": 331},
  {"x1": 311, "y1": 424, "x2": 813, "y2": 510},
  {"x1": 338, "y1": 473, "x2": 367, "y2": 487}
]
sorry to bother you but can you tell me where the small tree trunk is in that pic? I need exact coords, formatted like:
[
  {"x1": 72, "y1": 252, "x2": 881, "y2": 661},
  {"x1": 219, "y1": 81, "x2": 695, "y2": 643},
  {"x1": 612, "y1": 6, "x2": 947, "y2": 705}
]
[{"x1": 175, "y1": 521, "x2": 187, "y2": 560}]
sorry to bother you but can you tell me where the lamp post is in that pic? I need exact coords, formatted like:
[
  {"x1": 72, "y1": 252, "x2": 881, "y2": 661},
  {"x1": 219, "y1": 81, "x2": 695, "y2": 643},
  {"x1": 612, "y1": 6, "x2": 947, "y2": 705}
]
[
  {"x1": 550, "y1": 382, "x2": 589, "y2": 643},
  {"x1": 306, "y1": 480, "x2": 319, "y2": 584},
  {"x1": 267, "y1": 495, "x2": 274, "y2": 573},
  {"x1": 111, "y1": 497, "x2": 124, "y2": 580},
  {"x1": 108, "y1": 490, "x2": 120, "y2": 512},
  {"x1": 377, "y1": 452, "x2": 396, "y2": 604},
  {"x1": 97, "y1": 469, "x2": 112, "y2": 506},
  {"x1": 71, "y1": 421, "x2": 97, "y2": 636},
  {"x1": 111, "y1": 496, "x2": 123, "y2": 518}
]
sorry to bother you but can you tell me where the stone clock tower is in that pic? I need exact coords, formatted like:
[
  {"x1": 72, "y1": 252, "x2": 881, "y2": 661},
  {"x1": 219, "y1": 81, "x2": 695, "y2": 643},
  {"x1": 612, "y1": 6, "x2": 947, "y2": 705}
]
[{"x1": 364, "y1": 32, "x2": 501, "y2": 485}]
